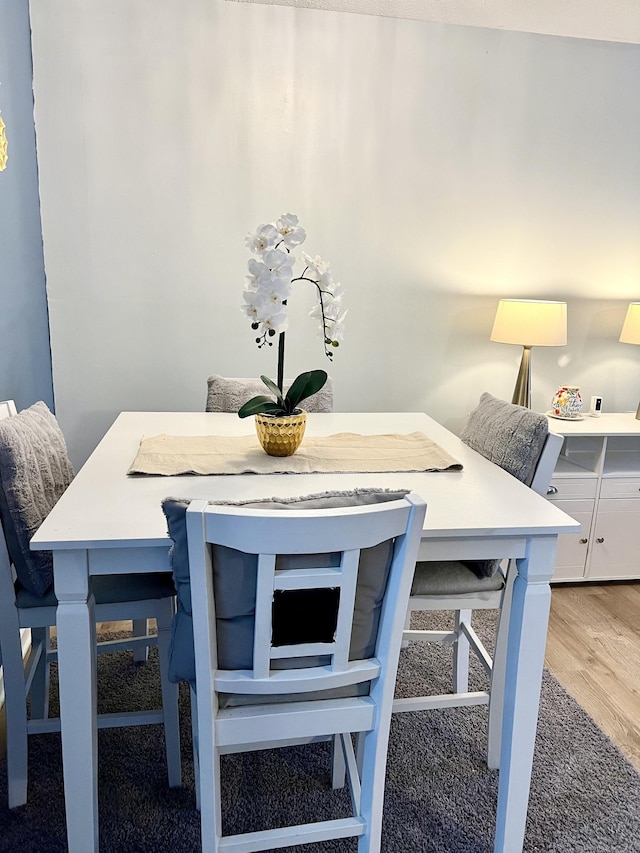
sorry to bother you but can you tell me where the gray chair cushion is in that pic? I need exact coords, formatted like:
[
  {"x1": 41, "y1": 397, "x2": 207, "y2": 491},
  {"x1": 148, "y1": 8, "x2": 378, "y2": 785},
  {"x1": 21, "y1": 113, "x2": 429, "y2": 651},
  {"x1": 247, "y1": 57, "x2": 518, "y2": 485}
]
[
  {"x1": 460, "y1": 392, "x2": 548, "y2": 487},
  {"x1": 14, "y1": 572, "x2": 176, "y2": 609},
  {"x1": 0, "y1": 402, "x2": 75, "y2": 596},
  {"x1": 206, "y1": 374, "x2": 334, "y2": 414},
  {"x1": 459, "y1": 392, "x2": 549, "y2": 578},
  {"x1": 162, "y1": 488, "x2": 408, "y2": 685},
  {"x1": 410, "y1": 561, "x2": 505, "y2": 597}
]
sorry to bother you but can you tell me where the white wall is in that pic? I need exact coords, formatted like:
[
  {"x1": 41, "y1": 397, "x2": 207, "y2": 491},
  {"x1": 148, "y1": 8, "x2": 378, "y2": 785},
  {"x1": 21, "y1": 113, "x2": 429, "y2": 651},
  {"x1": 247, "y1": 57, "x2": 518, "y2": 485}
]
[{"x1": 29, "y1": 0, "x2": 640, "y2": 467}]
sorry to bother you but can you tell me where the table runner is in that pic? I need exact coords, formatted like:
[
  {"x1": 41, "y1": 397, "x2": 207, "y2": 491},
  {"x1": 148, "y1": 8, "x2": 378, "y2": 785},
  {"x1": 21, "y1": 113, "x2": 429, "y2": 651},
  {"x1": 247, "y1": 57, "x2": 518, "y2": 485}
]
[{"x1": 127, "y1": 432, "x2": 462, "y2": 476}]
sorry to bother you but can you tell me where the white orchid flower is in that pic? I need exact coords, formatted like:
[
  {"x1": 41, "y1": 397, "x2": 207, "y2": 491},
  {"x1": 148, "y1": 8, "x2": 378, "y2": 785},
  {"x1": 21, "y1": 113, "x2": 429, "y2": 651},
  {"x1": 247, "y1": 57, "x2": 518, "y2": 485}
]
[
  {"x1": 256, "y1": 277, "x2": 292, "y2": 305},
  {"x1": 262, "y1": 248, "x2": 294, "y2": 280},
  {"x1": 245, "y1": 223, "x2": 279, "y2": 255},
  {"x1": 242, "y1": 290, "x2": 268, "y2": 320},
  {"x1": 259, "y1": 305, "x2": 289, "y2": 336},
  {"x1": 302, "y1": 253, "x2": 333, "y2": 287},
  {"x1": 276, "y1": 213, "x2": 306, "y2": 249},
  {"x1": 325, "y1": 309, "x2": 348, "y2": 343},
  {"x1": 245, "y1": 258, "x2": 272, "y2": 289},
  {"x1": 242, "y1": 214, "x2": 345, "y2": 362}
]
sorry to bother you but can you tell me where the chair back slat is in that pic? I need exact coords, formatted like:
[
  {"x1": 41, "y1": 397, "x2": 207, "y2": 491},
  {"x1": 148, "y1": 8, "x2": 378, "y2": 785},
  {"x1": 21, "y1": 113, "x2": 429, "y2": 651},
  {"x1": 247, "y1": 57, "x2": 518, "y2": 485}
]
[
  {"x1": 529, "y1": 431, "x2": 563, "y2": 496},
  {"x1": 201, "y1": 502, "x2": 413, "y2": 554},
  {"x1": 253, "y1": 553, "x2": 277, "y2": 679},
  {"x1": 0, "y1": 401, "x2": 17, "y2": 421},
  {"x1": 274, "y1": 566, "x2": 342, "y2": 589},
  {"x1": 0, "y1": 401, "x2": 18, "y2": 622},
  {"x1": 329, "y1": 549, "x2": 360, "y2": 672}
]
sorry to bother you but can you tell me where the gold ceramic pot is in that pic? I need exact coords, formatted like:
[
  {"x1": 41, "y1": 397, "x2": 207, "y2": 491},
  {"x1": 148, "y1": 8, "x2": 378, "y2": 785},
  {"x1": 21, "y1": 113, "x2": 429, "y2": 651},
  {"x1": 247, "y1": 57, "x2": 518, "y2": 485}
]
[{"x1": 254, "y1": 410, "x2": 307, "y2": 457}]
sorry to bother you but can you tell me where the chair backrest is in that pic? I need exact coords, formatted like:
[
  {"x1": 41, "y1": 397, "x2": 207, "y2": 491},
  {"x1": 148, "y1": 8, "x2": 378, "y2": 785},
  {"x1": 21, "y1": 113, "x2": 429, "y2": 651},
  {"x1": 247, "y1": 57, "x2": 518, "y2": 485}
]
[
  {"x1": 206, "y1": 374, "x2": 334, "y2": 414},
  {"x1": 0, "y1": 401, "x2": 74, "y2": 597},
  {"x1": 461, "y1": 392, "x2": 551, "y2": 487},
  {"x1": 184, "y1": 494, "x2": 426, "y2": 700},
  {"x1": 0, "y1": 402, "x2": 19, "y2": 657},
  {"x1": 460, "y1": 393, "x2": 562, "y2": 577}
]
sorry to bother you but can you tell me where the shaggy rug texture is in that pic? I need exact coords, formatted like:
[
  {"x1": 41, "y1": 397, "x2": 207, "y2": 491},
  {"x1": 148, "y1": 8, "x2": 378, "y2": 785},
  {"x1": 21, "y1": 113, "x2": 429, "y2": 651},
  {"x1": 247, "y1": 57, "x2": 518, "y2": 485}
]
[{"x1": 0, "y1": 611, "x2": 638, "y2": 852}]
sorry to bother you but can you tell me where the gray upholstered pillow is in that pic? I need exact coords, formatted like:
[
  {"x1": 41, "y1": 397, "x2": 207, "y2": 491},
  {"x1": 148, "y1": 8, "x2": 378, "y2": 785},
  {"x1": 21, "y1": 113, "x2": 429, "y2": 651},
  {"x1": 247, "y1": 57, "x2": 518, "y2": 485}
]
[
  {"x1": 460, "y1": 392, "x2": 548, "y2": 577},
  {"x1": 162, "y1": 488, "x2": 408, "y2": 684},
  {"x1": 460, "y1": 392, "x2": 548, "y2": 486},
  {"x1": 205, "y1": 374, "x2": 334, "y2": 414},
  {"x1": 0, "y1": 402, "x2": 74, "y2": 596}
]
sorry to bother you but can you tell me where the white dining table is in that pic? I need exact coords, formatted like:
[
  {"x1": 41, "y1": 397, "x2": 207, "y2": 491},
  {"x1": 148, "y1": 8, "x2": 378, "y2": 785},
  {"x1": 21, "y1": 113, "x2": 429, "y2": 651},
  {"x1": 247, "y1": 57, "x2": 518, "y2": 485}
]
[{"x1": 31, "y1": 411, "x2": 578, "y2": 853}]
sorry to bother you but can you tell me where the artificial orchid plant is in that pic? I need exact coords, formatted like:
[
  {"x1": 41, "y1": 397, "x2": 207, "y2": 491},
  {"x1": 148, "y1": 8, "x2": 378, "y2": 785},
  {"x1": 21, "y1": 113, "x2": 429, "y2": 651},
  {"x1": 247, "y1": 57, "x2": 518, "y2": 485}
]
[{"x1": 238, "y1": 213, "x2": 346, "y2": 417}]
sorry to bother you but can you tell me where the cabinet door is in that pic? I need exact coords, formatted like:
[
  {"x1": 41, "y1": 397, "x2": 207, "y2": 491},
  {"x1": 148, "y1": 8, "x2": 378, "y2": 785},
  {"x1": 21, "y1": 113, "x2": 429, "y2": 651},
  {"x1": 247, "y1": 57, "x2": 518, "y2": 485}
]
[
  {"x1": 547, "y1": 499, "x2": 594, "y2": 581},
  {"x1": 587, "y1": 498, "x2": 640, "y2": 579}
]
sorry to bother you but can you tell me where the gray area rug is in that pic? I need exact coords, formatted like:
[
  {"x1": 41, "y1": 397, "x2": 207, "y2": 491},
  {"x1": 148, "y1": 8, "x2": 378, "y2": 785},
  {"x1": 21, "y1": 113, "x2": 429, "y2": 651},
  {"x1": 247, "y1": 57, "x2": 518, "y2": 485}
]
[{"x1": 0, "y1": 611, "x2": 639, "y2": 852}]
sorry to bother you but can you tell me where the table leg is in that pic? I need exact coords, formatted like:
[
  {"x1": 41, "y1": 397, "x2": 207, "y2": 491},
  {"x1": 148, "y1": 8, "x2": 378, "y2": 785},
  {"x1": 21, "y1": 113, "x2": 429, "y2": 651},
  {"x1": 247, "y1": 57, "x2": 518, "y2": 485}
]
[
  {"x1": 54, "y1": 549, "x2": 99, "y2": 853},
  {"x1": 493, "y1": 535, "x2": 557, "y2": 853}
]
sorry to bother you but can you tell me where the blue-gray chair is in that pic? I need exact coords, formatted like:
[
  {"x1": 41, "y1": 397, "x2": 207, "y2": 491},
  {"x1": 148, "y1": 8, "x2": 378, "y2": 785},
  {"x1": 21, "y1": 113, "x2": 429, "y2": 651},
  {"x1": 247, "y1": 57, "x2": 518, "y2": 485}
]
[
  {"x1": 393, "y1": 392, "x2": 563, "y2": 769},
  {"x1": 0, "y1": 400, "x2": 181, "y2": 807}
]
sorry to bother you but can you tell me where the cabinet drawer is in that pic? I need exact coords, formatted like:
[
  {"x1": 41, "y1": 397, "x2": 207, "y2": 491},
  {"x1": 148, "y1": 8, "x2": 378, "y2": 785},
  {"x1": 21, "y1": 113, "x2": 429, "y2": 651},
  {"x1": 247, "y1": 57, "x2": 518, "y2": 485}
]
[
  {"x1": 599, "y1": 478, "x2": 640, "y2": 499},
  {"x1": 547, "y1": 478, "x2": 598, "y2": 500}
]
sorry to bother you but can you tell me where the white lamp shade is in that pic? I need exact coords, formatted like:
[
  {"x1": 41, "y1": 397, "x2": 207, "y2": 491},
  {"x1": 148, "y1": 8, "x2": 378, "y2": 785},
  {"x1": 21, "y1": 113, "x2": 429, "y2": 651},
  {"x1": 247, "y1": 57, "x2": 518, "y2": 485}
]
[
  {"x1": 490, "y1": 299, "x2": 567, "y2": 347},
  {"x1": 619, "y1": 303, "x2": 640, "y2": 345}
]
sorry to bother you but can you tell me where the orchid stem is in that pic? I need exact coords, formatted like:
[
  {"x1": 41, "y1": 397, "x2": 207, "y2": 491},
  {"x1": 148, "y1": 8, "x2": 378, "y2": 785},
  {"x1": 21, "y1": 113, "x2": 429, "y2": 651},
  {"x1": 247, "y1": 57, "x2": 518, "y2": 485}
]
[{"x1": 277, "y1": 332, "x2": 285, "y2": 393}]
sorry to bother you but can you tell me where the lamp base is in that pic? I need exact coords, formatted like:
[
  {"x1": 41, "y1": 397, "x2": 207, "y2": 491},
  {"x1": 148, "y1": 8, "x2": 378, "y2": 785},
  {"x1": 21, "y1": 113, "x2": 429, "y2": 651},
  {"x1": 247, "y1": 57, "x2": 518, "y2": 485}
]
[
  {"x1": 636, "y1": 401, "x2": 640, "y2": 420},
  {"x1": 511, "y1": 346, "x2": 532, "y2": 409}
]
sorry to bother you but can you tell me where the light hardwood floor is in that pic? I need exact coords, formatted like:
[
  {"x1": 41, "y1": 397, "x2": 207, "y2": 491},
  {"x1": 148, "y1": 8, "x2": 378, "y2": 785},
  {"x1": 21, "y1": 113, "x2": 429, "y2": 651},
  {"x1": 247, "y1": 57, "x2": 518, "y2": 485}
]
[
  {"x1": 2, "y1": 584, "x2": 639, "y2": 774},
  {"x1": 546, "y1": 580, "x2": 640, "y2": 772}
]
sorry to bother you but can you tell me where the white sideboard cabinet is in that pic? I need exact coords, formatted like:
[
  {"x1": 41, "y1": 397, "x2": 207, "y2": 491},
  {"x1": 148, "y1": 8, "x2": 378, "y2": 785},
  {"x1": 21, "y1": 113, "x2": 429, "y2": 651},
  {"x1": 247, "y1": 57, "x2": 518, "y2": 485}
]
[{"x1": 545, "y1": 413, "x2": 640, "y2": 583}]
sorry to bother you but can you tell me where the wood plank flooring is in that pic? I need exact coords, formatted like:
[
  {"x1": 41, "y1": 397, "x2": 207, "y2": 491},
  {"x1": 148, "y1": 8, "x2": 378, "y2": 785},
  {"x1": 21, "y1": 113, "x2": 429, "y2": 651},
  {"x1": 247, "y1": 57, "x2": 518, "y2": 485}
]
[{"x1": 546, "y1": 580, "x2": 640, "y2": 772}]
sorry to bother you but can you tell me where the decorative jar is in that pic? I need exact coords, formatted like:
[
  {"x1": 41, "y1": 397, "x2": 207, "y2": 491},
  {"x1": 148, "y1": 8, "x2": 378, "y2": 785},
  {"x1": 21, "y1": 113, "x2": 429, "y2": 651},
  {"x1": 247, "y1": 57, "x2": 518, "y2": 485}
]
[{"x1": 551, "y1": 386, "x2": 582, "y2": 418}]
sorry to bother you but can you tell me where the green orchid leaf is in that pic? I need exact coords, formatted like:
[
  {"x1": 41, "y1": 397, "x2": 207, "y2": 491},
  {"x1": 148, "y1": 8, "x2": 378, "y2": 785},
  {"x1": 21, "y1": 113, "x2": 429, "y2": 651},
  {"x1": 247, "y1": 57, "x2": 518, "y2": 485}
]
[
  {"x1": 284, "y1": 369, "x2": 328, "y2": 411},
  {"x1": 237, "y1": 396, "x2": 286, "y2": 418},
  {"x1": 260, "y1": 375, "x2": 285, "y2": 407}
]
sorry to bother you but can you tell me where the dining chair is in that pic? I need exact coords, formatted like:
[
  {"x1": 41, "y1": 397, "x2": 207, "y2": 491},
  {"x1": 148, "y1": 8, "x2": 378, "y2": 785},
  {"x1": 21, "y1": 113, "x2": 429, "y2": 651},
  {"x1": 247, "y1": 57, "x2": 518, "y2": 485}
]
[
  {"x1": 162, "y1": 489, "x2": 426, "y2": 852},
  {"x1": 206, "y1": 374, "x2": 334, "y2": 413},
  {"x1": 0, "y1": 400, "x2": 182, "y2": 808},
  {"x1": 393, "y1": 392, "x2": 563, "y2": 769}
]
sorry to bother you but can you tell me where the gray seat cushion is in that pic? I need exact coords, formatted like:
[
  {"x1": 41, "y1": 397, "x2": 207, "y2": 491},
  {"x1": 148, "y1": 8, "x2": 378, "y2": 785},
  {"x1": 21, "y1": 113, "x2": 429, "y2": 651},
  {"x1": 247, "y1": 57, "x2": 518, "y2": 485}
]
[
  {"x1": 162, "y1": 488, "x2": 408, "y2": 685},
  {"x1": 14, "y1": 572, "x2": 176, "y2": 609},
  {"x1": 206, "y1": 375, "x2": 334, "y2": 414},
  {"x1": 0, "y1": 402, "x2": 75, "y2": 596},
  {"x1": 411, "y1": 560, "x2": 505, "y2": 597}
]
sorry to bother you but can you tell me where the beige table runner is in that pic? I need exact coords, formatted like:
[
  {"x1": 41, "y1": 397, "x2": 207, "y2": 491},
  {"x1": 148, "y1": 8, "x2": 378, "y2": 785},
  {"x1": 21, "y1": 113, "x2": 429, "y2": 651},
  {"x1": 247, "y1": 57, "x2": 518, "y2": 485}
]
[{"x1": 127, "y1": 432, "x2": 462, "y2": 476}]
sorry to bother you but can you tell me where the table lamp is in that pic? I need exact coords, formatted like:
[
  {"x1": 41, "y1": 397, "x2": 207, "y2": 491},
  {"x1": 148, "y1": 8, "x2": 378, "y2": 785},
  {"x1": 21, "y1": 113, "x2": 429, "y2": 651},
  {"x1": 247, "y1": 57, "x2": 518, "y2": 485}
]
[
  {"x1": 490, "y1": 299, "x2": 567, "y2": 409},
  {"x1": 619, "y1": 302, "x2": 640, "y2": 419}
]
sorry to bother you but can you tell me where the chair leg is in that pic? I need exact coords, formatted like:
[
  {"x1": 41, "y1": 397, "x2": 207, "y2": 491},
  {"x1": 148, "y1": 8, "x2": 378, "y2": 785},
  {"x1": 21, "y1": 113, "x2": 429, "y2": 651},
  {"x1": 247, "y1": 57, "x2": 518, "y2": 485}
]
[
  {"x1": 453, "y1": 609, "x2": 472, "y2": 693},
  {"x1": 487, "y1": 566, "x2": 514, "y2": 770},
  {"x1": 131, "y1": 619, "x2": 149, "y2": 663},
  {"x1": 357, "y1": 725, "x2": 389, "y2": 852},
  {"x1": 28, "y1": 627, "x2": 51, "y2": 721},
  {"x1": 3, "y1": 632, "x2": 30, "y2": 808},
  {"x1": 194, "y1": 689, "x2": 223, "y2": 853},
  {"x1": 401, "y1": 604, "x2": 412, "y2": 650},
  {"x1": 331, "y1": 734, "x2": 346, "y2": 789},
  {"x1": 156, "y1": 601, "x2": 182, "y2": 787},
  {"x1": 190, "y1": 686, "x2": 201, "y2": 813}
]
